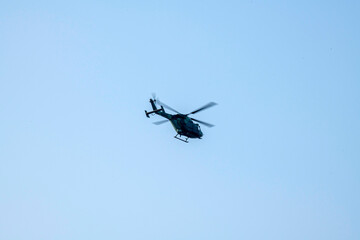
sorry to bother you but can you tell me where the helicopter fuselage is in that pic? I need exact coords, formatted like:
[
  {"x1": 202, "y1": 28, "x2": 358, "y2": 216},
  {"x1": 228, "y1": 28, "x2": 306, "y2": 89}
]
[
  {"x1": 168, "y1": 114, "x2": 203, "y2": 139},
  {"x1": 156, "y1": 112, "x2": 203, "y2": 139}
]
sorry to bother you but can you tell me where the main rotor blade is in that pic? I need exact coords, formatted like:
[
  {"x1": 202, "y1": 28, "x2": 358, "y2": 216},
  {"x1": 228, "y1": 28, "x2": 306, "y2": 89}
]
[
  {"x1": 188, "y1": 102, "x2": 217, "y2": 115},
  {"x1": 156, "y1": 99, "x2": 180, "y2": 114},
  {"x1": 190, "y1": 118, "x2": 215, "y2": 128},
  {"x1": 153, "y1": 119, "x2": 169, "y2": 125}
]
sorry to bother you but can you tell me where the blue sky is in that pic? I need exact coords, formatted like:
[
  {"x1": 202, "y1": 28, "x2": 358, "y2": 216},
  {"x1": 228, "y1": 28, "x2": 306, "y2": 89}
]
[{"x1": 1, "y1": 1, "x2": 359, "y2": 239}]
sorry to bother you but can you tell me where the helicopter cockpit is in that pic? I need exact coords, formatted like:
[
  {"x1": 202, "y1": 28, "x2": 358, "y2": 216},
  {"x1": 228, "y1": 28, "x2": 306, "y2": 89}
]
[{"x1": 195, "y1": 123, "x2": 203, "y2": 136}]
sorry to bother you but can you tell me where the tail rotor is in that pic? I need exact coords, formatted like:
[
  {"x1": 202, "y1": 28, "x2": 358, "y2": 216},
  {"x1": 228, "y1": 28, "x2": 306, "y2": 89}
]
[{"x1": 151, "y1": 93, "x2": 158, "y2": 106}]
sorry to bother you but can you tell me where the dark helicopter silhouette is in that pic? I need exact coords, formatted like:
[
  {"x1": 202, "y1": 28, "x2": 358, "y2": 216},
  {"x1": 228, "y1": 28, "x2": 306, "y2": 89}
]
[{"x1": 145, "y1": 96, "x2": 217, "y2": 143}]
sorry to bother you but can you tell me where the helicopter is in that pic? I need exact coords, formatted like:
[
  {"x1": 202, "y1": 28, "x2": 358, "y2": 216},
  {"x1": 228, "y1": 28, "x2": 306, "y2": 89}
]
[{"x1": 145, "y1": 96, "x2": 217, "y2": 143}]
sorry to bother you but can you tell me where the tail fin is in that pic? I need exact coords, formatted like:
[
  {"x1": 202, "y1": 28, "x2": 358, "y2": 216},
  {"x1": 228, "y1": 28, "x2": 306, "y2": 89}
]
[
  {"x1": 145, "y1": 98, "x2": 167, "y2": 118},
  {"x1": 150, "y1": 99, "x2": 157, "y2": 110}
]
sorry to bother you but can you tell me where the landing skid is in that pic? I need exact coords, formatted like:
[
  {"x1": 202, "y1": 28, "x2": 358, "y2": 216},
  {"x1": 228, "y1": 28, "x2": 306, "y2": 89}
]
[{"x1": 174, "y1": 134, "x2": 189, "y2": 143}]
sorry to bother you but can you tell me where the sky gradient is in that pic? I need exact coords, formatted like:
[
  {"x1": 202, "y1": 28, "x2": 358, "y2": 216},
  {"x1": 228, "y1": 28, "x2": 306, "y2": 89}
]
[{"x1": 1, "y1": 1, "x2": 360, "y2": 239}]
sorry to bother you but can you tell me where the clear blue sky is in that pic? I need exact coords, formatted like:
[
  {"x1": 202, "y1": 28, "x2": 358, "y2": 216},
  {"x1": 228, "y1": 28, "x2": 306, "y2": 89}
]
[{"x1": 1, "y1": 1, "x2": 359, "y2": 239}]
